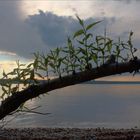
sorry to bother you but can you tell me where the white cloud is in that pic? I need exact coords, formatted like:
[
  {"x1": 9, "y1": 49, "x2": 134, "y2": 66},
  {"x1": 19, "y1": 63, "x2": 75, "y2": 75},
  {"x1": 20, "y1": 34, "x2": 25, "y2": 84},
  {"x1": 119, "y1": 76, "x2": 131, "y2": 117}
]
[
  {"x1": 21, "y1": 0, "x2": 140, "y2": 19},
  {"x1": 0, "y1": 51, "x2": 16, "y2": 56},
  {"x1": 20, "y1": 1, "x2": 105, "y2": 19}
]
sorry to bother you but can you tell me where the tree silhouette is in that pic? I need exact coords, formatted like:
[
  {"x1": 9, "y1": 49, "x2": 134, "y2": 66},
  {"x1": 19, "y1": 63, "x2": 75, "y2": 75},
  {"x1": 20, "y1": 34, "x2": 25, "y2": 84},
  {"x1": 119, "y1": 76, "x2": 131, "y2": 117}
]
[{"x1": 0, "y1": 16, "x2": 139, "y2": 120}]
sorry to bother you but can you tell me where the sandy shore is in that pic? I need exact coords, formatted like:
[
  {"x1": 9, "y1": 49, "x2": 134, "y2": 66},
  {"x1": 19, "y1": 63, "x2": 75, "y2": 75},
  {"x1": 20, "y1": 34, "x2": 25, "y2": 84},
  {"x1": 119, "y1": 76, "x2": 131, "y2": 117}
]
[{"x1": 0, "y1": 128, "x2": 140, "y2": 140}]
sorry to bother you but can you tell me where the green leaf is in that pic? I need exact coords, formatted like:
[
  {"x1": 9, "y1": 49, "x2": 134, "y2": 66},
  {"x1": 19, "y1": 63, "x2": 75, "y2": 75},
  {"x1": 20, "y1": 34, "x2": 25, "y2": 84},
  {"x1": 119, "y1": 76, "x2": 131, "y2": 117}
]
[
  {"x1": 38, "y1": 66, "x2": 46, "y2": 71},
  {"x1": 67, "y1": 37, "x2": 73, "y2": 49},
  {"x1": 57, "y1": 58, "x2": 62, "y2": 68},
  {"x1": 20, "y1": 64, "x2": 26, "y2": 67},
  {"x1": 2, "y1": 87, "x2": 8, "y2": 95},
  {"x1": 33, "y1": 52, "x2": 39, "y2": 58},
  {"x1": 106, "y1": 41, "x2": 112, "y2": 53},
  {"x1": 76, "y1": 15, "x2": 84, "y2": 26},
  {"x1": 116, "y1": 45, "x2": 120, "y2": 51},
  {"x1": 11, "y1": 86, "x2": 18, "y2": 94},
  {"x1": 35, "y1": 72, "x2": 44, "y2": 79},
  {"x1": 62, "y1": 49, "x2": 68, "y2": 53},
  {"x1": 79, "y1": 47, "x2": 87, "y2": 55},
  {"x1": 92, "y1": 54, "x2": 98, "y2": 63},
  {"x1": 33, "y1": 59, "x2": 38, "y2": 69},
  {"x1": 117, "y1": 50, "x2": 120, "y2": 56},
  {"x1": 77, "y1": 40, "x2": 84, "y2": 45},
  {"x1": 2, "y1": 70, "x2": 7, "y2": 78},
  {"x1": 48, "y1": 55, "x2": 54, "y2": 60},
  {"x1": 27, "y1": 63, "x2": 33, "y2": 68},
  {"x1": 91, "y1": 47, "x2": 99, "y2": 51},
  {"x1": 7, "y1": 71, "x2": 16, "y2": 75},
  {"x1": 73, "y1": 29, "x2": 84, "y2": 38},
  {"x1": 55, "y1": 47, "x2": 60, "y2": 56},
  {"x1": 49, "y1": 62, "x2": 55, "y2": 70},
  {"x1": 83, "y1": 33, "x2": 93, "y2": 42},
  {"x1": 30, "y1": 70, "x2": 34, "y2": 80},
  {"x1": 67, "y1": 37, "x2": 71, "y2": 45},
  {"x1": 1, "y1": 92, "x2": 6, "y2": 99},
  {"x1": 44, "y1": 58, "x2": 49, "y2": 66},
  {"x1": 130, "y1": 31, "x2": 133, "y2": 36},
  {"x1": 86, "y1": 20, "x2": 102, "y2": 31}
]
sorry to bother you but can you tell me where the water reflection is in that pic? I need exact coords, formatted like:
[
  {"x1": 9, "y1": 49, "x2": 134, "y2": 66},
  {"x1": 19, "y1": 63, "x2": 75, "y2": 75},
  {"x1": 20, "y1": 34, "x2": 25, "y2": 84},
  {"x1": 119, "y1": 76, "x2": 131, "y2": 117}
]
[{"x1": 2, "y1": 83, "x2": 140, "y2": 128}]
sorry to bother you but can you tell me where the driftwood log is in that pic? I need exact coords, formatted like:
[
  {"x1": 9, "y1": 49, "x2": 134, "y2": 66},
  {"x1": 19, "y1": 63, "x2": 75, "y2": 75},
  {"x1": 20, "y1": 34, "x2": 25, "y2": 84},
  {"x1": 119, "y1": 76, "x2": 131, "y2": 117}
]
[{"x1": 0, "y1": 59, "x2": 140, "y2": 120}]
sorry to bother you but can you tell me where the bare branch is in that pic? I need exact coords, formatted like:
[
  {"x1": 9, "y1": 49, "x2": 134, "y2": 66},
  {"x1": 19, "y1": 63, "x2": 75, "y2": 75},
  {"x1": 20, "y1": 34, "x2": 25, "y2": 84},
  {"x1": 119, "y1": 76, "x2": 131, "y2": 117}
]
[{"x1": 0, "y1": 59, "x2": 139, "y2": 120}]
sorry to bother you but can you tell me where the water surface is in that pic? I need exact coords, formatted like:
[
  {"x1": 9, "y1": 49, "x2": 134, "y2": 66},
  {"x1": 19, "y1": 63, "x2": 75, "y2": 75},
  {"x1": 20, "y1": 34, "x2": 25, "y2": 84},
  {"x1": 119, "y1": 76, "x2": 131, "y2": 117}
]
[{"x1": 4, "y1": 83, "x2": 140, "y2": 128}]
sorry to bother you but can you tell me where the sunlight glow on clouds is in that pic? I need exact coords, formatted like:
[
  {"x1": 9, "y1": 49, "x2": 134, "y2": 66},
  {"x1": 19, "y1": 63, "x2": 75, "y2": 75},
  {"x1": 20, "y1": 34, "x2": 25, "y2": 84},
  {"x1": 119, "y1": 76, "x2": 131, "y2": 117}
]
[
  {"x1": 0, "y1": 61, "x2": 17, "y2": 77},
  {"x1": 20, "y1": 0, "x2": 140, "y2": 49},
  {"x1": 21, "y1": 0, "x2": 140, "y2": 19},
  {"x1": 20, "y1": 1, "x2": 106, "y2": 19},
  {"x1": 0, "y1": 51, "x2": 17, "y2": 56},
  {"x1": 0, "y1": 59, "x2": 32, "y2": 77}
]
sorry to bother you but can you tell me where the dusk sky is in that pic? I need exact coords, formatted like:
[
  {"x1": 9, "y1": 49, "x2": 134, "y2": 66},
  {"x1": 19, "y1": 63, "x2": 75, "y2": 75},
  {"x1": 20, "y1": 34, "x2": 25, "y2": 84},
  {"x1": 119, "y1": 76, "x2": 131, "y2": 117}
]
[{"x1": 0, "y1": 0, "x2": 140, "y2": 80}]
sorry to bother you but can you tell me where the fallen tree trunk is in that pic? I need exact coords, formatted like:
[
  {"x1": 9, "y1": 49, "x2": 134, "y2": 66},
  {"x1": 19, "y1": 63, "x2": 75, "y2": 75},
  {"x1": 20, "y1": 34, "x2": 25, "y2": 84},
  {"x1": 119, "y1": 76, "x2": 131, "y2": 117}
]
[{"x1": 0, "y1": 59, "x2": 140, "y2": 120}]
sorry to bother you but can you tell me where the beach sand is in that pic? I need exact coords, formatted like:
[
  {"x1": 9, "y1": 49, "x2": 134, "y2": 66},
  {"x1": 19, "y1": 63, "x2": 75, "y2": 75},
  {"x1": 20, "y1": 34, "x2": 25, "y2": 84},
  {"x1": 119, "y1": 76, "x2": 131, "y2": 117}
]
[{"x1": 0, "y1": 128, "x2": 140, "y2": 140}]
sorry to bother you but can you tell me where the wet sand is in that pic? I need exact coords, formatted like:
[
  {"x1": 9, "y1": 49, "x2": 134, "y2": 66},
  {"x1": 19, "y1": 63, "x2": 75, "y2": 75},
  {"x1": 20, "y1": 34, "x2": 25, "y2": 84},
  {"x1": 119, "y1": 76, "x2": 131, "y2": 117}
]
[{"x1": 0, "y1": 128, "x2": 140, "y2": 140}]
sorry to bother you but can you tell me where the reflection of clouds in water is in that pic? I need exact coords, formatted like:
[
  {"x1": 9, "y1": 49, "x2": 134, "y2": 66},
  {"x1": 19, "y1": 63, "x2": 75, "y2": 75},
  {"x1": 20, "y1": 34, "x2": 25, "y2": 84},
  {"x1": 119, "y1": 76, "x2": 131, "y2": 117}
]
[
  {"x1": 97, "y1": 75, "x2": 140, "y2": 81},
  {"x1": 5, "y1": 84, "x2": 140, "y2": 128},
  {"x1": 26, "y1": 99, "x2": 38, "y2": 109}
]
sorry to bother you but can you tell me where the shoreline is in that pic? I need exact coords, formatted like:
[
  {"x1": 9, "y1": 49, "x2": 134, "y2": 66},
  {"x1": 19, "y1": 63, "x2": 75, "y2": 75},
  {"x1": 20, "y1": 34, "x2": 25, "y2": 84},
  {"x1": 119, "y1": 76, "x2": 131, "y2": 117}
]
[{"x1": 0, "y1": 127, "x2": 140, "y2": 140}]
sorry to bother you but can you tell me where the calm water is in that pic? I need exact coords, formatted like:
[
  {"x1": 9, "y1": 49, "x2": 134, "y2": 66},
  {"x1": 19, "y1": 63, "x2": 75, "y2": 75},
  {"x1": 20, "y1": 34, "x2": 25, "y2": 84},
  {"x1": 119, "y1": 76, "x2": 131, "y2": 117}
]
[{"x1": 3, "y1": 83, "x2": 140, "y2": 128}]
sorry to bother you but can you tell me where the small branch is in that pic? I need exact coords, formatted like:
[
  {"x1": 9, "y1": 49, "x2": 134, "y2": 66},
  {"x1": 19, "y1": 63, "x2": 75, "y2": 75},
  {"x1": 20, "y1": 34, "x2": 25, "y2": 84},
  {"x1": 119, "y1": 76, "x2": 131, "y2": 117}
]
[
  {"x1": 19, "y1": 106, "x2": 50, "y2": 115},
  {"x1": 19, "y1": 110, "x2": 50, "y2": 115},
  {"x1": 0, "y1": 59, "x2": 140, "y2": 120}
]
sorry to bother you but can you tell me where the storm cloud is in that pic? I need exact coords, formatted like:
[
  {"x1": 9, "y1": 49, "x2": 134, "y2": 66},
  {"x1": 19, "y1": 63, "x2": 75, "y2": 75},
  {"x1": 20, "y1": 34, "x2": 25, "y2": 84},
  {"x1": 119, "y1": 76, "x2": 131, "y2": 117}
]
[
  {"x1": 0, "y1": 0, "x2": 140, "y2": 59},
  {"x1": 0, "y1": 1, "x2": 46, "y2": 58},
  {"x1": 0, "y1": 1, "x2": 114, "y2": 59},
  {"x1": 26, "y1": 11, "x2": 117, "y2": 48},
  {"x1": 26, "y1": 10, "x2": 140, "y2": 50}
]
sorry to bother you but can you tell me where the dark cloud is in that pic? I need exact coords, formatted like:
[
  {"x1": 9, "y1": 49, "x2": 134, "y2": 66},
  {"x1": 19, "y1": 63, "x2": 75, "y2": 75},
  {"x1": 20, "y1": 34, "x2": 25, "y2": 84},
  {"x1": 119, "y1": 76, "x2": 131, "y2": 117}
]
[
  {"x1": 26, "y1": 10, "x2": 140, "y2": 58},
  {"x1": 0, "y1": 2, "x2": 110, "y2": 59},
  {"x1": 0, "y1": 1, "x2": 140, "y2": 60},
  {"x1": 26, "y1": 11, "x2": 116, "y2": 48},
  {"x1": 0, "y1": 1, "x2": 46, "y2": 58},
  {"x1": 26, "y1": 11, "x2": 78, "y2": 47}
]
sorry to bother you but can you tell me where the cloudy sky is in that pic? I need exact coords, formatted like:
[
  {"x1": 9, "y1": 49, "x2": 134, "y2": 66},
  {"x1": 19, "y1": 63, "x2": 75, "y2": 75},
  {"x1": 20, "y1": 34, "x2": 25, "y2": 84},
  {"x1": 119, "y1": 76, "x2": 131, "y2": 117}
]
[{"x1": 0, "y1": 0, "x2": 140, "y2": 79}]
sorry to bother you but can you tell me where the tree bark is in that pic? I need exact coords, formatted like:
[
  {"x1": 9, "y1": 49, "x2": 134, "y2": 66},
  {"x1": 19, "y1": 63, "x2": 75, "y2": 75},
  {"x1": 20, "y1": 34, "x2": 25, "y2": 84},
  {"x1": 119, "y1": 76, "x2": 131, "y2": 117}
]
[{"x1": 0, "y1": 59, "x2": 140, "y2": 120}]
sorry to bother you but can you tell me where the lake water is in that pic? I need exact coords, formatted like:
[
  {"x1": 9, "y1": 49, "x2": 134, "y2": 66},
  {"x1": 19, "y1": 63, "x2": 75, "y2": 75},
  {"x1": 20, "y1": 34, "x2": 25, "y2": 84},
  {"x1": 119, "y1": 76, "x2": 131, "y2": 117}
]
[{"x1": 3, "y1": 83, "x2": 140, "y2": 129}]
